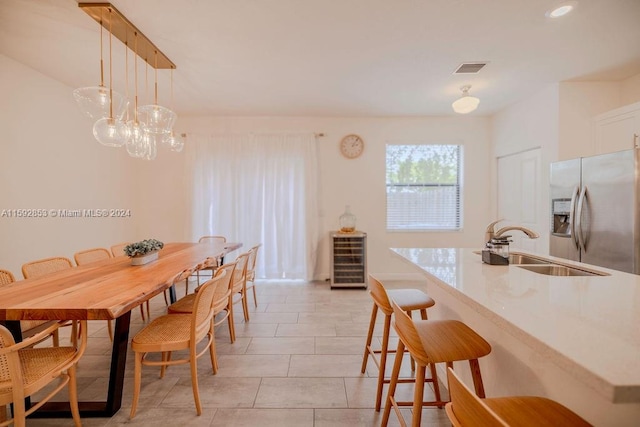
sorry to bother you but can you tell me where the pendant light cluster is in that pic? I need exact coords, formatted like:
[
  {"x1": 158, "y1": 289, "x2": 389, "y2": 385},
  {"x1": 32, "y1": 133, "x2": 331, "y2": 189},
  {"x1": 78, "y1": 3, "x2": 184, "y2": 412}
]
[{"x1": 73, "y1": 3, "x2": 183, "y2": 160}]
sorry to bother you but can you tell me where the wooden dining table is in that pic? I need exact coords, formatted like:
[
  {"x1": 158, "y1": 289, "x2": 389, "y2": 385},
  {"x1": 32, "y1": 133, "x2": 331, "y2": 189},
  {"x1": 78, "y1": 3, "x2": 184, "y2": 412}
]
[{"x1": 0, "y1": 241, "x2": 241, "y2": 418}]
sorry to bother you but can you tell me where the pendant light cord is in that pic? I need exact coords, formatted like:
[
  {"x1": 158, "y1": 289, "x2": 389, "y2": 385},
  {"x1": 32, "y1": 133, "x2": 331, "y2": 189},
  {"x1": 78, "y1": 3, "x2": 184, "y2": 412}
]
[
  {"x1": 99, "y1": 10, "x2": 104, "y2": 87},
  {"x1": 108, "y1": 8, "x2": 113, "y2": 119},
  {"x1": 154, "y1": 51, "x2": 158, "y2": 105},
  {"x1": 134, "y1": 33, "x2": 139, "y2": 122}
]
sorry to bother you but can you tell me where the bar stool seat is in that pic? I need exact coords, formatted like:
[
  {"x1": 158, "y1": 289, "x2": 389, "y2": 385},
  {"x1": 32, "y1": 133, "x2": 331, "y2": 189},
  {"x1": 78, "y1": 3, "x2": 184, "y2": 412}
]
[
  {"x1": 445, "y1": 367, "x2": 592, "y2": 426},
  {"x1": 361, "y1": 276, "x2": 436, "y2": 411},
  {"x1": 387, "y1": 289, "x2": 434, "y2": 311},
  {"x1": 382, "y1": 301, "x2": 492, "y2": 427}
]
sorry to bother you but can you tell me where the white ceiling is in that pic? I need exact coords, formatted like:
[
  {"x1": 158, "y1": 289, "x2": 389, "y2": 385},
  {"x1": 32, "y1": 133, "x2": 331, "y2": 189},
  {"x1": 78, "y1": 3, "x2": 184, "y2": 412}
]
[{"x1": 1, "y1": 0, "x2": 640, "y2": 117}]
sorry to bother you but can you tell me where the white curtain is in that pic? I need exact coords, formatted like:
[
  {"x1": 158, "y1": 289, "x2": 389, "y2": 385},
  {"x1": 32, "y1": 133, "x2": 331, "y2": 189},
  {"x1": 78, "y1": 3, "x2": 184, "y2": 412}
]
[{"x1": 188, "y1": 132, "x2": 320, "y2": 280}]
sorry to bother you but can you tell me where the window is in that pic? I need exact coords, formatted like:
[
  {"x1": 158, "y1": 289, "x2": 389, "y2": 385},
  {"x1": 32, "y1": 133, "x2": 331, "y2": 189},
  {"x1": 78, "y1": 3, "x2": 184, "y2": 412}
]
[{"x1": 386, "y1": 144, "x2": 463, "y2": 231}]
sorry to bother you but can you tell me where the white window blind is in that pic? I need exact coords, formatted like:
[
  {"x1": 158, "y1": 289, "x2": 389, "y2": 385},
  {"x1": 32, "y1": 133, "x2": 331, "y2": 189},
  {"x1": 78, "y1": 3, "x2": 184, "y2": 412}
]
[{"x1": 386, "y1": 144, "x2": 463, "y2": 231}]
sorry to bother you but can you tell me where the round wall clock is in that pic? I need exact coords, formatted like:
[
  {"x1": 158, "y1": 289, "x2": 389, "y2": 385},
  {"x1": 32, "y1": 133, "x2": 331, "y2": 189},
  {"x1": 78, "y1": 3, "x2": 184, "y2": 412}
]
[{"x1": 339, "y1": 134, "x2": 365, "y2": 159}]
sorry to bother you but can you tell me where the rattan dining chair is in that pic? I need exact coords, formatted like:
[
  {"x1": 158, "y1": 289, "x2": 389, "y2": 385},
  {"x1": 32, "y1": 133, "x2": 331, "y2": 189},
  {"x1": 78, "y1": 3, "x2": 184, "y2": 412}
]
[
  {"x1": 0, "y1": 270, "x2": 51, "y2": 348},
  {"x1": 73, "y1": 248, "x2": 115, "y2": 341},
  {"x1": 110, "y1": 242, "x2": 130, "y2": 257},
  {"x1": 73, "y1": 247, "x2": 112, "y2": 266},
  {"x1": 0, "y1": 269, "x2": 15, "y2": 287},
  {"x1": 168, "y1": 260, "x2": 238, "y2": 344},
  {"x1": 1, "y1": 269, "x2": 61, "y2": 347},
  {"x1": 445, "y1": 367, "x2": 592, "y2": 427},
  {"x1": 194, "y1": 235, "x2": 227, "y2": 286},
  {"x1": 230, "y1": 251, "x2": 250, "y2": 324},
  {"x1": 20, "y1": 257, "x2": 75, "y2": 347},
  {"x1": 184, "y1": 256, "x2": 218, "y2": 298},
  {"x1": 0, "y1": 319, "x2": 88, "y2": 427},
  {"x1": 245, "y1": 244, "x2": 261, "y2": 308},
  {"x1": 129, "y1": 269, "x2": 226, "y2": 418},
  {"x1": 21, "y1": 256, "x2": 73, "y2": 280},
  {"x1": 160, "y1": 266, "x2": 196, "y2": 308}
]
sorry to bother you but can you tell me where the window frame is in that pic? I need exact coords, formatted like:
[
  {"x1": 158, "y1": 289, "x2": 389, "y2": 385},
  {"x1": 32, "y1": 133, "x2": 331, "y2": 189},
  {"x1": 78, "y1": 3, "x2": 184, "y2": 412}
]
[{"x1": 385, "y1": 143, "x2": 464, "y2": 232}]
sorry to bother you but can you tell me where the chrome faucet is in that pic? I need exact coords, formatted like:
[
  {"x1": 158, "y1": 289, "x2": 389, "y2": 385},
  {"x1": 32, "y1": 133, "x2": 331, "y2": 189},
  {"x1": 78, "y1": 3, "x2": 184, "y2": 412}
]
[{"x1": 485, "y1": 219, "x2": 540, "y2": 244}]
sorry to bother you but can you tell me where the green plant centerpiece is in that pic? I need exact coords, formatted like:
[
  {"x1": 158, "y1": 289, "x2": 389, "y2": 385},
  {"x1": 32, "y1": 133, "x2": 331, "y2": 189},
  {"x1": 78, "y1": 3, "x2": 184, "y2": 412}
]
[{"x1": 125, "y1": 239, "x2": 164, "y2": 265}]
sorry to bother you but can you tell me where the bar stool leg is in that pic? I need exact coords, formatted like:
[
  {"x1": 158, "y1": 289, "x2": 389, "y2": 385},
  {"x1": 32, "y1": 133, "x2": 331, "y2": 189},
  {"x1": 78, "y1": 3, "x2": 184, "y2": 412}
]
[
  {"x1": 430, "y1": 363, "x2": 442, "y2": 405},
  {"x1": 361, "y1": 303, "x2": 378, "y2": 373},
  {"x1": 469, "y1": 358, "x2": 486, "y2": 398},
  {"x1": 418, "y1": 307, "x2": 443, "y2": 404},
  {"x1": 381, "y1": 340, "x2": 405, "y2": 427},
  {"x1": 375, "y1": 313, "x2": 392, "y2": 411},
  {"x1": 406, "y1": 311, "x2": 416, "y2": 372},
  {"x1": 412, "y1": 364, "x2": 426, "y2": 427}
]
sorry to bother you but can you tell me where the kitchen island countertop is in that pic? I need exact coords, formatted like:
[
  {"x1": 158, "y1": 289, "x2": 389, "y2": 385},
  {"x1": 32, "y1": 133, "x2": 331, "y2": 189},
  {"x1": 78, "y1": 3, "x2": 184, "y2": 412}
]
[{"x1": 391, "y1": 247, "x2": 640, "y2": 405}]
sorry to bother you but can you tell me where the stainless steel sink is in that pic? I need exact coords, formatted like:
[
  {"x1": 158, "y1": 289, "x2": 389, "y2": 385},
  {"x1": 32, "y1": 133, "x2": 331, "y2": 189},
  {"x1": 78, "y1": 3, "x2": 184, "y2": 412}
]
[
  {"x1": 507, "y1": 254, "x2": 550, "y2": 265},
  {"x1": 473, "y1": 251, "x2": 550, "y2": 265},
  {"x1": 516, "y1": 264, "x2": 608, "y2": 277},
  {"x1": 474, "y1": 250, "x2": 609, "y2": 276}
]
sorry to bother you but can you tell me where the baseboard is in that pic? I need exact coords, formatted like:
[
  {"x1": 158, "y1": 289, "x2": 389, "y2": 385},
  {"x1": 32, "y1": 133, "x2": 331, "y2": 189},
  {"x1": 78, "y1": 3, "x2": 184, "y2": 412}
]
[{"x1": 314, "y1": 272, "x2": 426, "y2": 282}]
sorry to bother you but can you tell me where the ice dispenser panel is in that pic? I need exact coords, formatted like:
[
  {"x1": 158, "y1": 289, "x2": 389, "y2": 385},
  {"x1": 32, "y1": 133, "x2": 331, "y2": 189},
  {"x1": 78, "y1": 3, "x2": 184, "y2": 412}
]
[{"x1": 552, "y1": 198, "x2": 571, "y2": 237}]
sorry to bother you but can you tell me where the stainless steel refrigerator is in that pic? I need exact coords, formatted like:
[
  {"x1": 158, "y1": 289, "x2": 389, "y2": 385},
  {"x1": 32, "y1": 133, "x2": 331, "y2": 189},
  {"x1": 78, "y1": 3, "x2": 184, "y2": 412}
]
[{"x1": 550, "y1": 148, "x2": 640, "y2": 274}]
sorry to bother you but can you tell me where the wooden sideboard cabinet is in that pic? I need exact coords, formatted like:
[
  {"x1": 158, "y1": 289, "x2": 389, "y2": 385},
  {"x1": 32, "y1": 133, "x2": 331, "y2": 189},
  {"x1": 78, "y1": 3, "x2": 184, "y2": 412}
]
[{"x1": 330, "y1": 231, "x2": 367, "y2": 289}]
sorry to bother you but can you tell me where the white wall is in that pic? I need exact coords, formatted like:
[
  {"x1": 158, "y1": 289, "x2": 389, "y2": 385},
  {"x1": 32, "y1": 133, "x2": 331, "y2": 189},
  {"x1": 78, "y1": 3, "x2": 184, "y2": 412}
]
[
  {"x1": 133, "y1": 144, "x2": 189, "y2": 243},
  {"x1": 0, "y1": 54, "x2": 139, "y2": 276},
  {"x1": 0, "y1": 53, "x2": 493, "y2": 281},
  {"x1": 490, "y1": 84, "x2": 560, "y2": 254},
  {"x1": 558, "y1": 82, "x2": 621, "y2": 160},
  {"x1": 160, "y1": 115, "x2": 493, "y2": 280},
  {"x1": 621, "y1": 72, "x2": 640, "y2": 105}
]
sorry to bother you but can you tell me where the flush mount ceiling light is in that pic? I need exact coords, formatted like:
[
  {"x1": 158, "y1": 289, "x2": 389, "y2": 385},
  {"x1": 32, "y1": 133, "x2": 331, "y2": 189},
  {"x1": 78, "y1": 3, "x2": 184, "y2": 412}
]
[
  {"x1": 452, "y1": 85, "x2": 480, "y2": 114},
  {"x1": 546, "y1": 1, "x2": 577, "y2": 18},
  {"x1": 75, "y1": 3, "x2": 180, "y2": 159}
]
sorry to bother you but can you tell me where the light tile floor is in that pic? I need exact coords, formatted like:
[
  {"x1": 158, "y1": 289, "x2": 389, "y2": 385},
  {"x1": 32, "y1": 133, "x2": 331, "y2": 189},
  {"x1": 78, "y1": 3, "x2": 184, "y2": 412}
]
[{"x1": 23, "y1": 279, "x2": 451, "y2": 426}]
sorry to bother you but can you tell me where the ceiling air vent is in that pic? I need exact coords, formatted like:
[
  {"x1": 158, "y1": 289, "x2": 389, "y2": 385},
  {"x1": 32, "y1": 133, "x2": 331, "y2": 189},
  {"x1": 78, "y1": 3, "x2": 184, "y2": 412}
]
[{"x1": 453, "y1": 62, "x2": 487, "y2": 74}]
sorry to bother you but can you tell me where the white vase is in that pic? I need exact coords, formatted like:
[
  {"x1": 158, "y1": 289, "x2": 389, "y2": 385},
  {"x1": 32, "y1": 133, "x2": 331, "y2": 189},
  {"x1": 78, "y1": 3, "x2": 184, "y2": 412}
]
[{"x1": 130, "y1": 250, "x2": 159, "y2": 266}]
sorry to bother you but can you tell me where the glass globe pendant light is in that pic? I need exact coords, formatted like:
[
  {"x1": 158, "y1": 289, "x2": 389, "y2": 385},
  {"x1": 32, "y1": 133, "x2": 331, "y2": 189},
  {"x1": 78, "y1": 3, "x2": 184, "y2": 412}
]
[
  {"x1": 163, "y1": 131, "x2": 185, "y2": 152},
  {"x1": 73, "y1": 10, "x2": 127, "y2": 121},
  {"x1": 125, "y1": 33, "x2": 147, "y2": 158},
  {"x1": 161, "y1": 69, "x2": 184, "y2": 152},
  {"x1": 143, "y1": 133, "x2": 158, "y2": 160},
  {"x1": 126, "y1": 120, "x2": 147, "y2": 157},
  {"x1": 93, "y1": 8, "x2": 128, "y2": 147},
  {"x1": 137, "y1": 51, "x2": 176, "y2": 135}
]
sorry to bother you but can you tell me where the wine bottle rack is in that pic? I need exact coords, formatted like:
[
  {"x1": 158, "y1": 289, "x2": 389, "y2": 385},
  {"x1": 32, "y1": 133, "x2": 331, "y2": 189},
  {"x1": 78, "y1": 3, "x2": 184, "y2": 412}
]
[{"x1": 330, "y1": 231, "x2": 367, "y2": 289}]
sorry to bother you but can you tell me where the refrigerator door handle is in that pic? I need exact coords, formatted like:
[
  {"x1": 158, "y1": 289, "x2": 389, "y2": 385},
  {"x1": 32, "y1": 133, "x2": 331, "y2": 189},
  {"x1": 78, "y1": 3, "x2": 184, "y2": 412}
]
[
  {"x1": 576, "y1": 185, "x2": 588, "y2": 252},
  {"x1": 569, "y1": 186, "x2": 580, "y2": 250}
]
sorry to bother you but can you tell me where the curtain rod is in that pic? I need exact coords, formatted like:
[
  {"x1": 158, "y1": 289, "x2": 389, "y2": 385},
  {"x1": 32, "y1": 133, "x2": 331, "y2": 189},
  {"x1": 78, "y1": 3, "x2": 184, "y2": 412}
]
[{"x1": 181, "y1": 131, "x2": 325, "y2": 138}]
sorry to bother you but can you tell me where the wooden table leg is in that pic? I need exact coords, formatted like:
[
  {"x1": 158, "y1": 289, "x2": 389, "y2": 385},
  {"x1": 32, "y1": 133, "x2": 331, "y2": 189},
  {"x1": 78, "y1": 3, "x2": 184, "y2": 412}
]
[
  {"x1": 27, "y1": 311, "x2": 132, "y2": 418},
  {"x1": 168, "y1": 283, "x2": 177, "y2": 304},
  {"x1": 105, "y1": 310, "x2": 132, "y2": 415}
]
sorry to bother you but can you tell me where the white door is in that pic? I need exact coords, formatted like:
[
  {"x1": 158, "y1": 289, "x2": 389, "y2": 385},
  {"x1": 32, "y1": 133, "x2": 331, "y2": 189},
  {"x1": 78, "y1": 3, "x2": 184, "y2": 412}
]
[{"x1": 497, "y1": 148, "x2": 543, "y2": 252}]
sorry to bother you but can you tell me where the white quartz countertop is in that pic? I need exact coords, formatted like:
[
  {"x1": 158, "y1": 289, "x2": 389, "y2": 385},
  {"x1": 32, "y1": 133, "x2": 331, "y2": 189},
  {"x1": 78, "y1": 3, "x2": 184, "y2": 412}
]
[{"x1": 391, "y1": 247, "x2": 640, "y2": 403}]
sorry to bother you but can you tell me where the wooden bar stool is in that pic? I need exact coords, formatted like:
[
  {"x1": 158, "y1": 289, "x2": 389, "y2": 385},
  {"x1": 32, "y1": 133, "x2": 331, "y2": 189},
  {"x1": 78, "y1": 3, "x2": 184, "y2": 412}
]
[
  {"x1": 361, "y1": 275, "x2": 436, "y2": 411},
  {"x1": 445, "y1": 367, "x2": 592, "y2": 426},
  {"x1": 382, "y1": 301, "x2": 492, "y2": 427}
]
